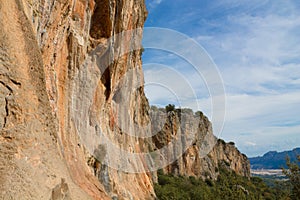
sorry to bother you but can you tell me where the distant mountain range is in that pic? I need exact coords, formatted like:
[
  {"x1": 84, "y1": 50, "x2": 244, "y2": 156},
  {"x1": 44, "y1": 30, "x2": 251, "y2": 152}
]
[{"x1": 249, "y1": 147, "x2": 300, "y2": 169}]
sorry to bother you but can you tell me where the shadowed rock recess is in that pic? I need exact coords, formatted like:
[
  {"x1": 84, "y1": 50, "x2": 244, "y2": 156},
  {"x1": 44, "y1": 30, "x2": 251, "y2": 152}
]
[{"x1": 0, "y1": 0, "x2": 249, "y2": 199}]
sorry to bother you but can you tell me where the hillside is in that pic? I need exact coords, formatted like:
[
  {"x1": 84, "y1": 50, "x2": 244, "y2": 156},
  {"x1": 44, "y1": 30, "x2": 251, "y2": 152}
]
[{"x1": 250, "y1": 148, "x2": 300, "y2": 169}]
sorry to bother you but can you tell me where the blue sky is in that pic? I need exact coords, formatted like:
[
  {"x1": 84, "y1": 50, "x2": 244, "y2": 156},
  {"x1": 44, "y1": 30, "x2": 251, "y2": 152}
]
[{"x1": 142, "y1": 0, "x2": 300, "y2": 156}]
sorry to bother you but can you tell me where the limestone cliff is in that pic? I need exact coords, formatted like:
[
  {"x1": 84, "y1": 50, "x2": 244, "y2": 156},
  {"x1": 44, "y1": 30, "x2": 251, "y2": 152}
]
[
  {"x1": 0, "y1": 0, "x2": 250, "y2": 199},
  {"x1": 1, "y1": 0, "x2": 153, "y2": 199},
  {"x1": 150, "y1": 107, "x2": 250, "y2": 180}
]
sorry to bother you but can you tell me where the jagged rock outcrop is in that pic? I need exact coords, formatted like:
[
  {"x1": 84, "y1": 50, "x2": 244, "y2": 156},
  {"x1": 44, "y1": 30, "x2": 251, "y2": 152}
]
[{"x1": 150, "y1": 107, "x2": 250, "y2": 180}]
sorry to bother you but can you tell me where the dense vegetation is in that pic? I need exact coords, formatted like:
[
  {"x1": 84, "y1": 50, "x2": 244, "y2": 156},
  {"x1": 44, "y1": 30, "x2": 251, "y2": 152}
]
[{"x1": 154, "y1": 167, "x2": 290, "y2": 200}]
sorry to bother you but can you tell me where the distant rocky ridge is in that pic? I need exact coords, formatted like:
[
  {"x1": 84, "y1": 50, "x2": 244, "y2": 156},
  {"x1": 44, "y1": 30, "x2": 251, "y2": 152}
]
[{"x1": 250, "y1": 148, "x2": 300, "y2": 169}]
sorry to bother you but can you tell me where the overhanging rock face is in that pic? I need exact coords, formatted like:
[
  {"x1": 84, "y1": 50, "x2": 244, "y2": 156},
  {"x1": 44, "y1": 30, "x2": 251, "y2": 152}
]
[
  {"x1": 0, "y1": 0, "x2": 153, "y2": 199},
  {"x1": 0, "y1": 0, "x2": 250, "y2": 199}
]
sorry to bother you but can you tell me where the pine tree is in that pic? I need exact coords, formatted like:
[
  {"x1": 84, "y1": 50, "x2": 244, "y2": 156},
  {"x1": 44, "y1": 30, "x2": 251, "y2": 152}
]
[{"x1": 282, "y1": 155, "x2": 300, "y2": 200}]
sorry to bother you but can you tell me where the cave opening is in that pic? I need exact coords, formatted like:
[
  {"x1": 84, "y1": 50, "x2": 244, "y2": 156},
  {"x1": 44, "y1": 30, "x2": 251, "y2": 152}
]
[
  {"x1": 90, "y1": 0, "x2": 112, "y2": 39},
  {"x1": 101, "y1": 67, "x2": 111, "y2": 100}
]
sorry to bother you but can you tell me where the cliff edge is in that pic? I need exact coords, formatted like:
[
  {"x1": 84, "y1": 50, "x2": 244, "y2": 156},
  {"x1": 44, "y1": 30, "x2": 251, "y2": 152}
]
[{"x1": 150, "y1": 107, "x2": 250, "y2": 181}]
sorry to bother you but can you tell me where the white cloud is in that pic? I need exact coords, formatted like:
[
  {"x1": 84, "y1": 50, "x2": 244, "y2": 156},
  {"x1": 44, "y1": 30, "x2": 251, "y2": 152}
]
[
  {"x1": 143, "y1": 0, "x2": 300, "y2": 156},
  {"x1": 218, "y1": 92, "x2": 300, "y2": 156},
  {"x1": 148, "y1": 0, "x2": 163, "y2": 10},
  {"x1": 144, "y1": 63, "x2": 207, "y2": 108},
  {"x1": 232, "y1": 15, "x2": 300, "y2": 64},
  {"x1": 237, "y1": 125, "x2": 300, "y2": 157},
  {"x1": 245, "y1": 141, "x2": 256, "y2": 147}
]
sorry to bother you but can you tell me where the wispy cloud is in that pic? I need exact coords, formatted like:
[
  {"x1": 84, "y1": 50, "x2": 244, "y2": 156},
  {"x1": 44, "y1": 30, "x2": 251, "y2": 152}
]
[
  {"x1": 143, "y1": 0, "x2": 300, "y2": 156},
  {"x1": 147, "y1": 0, "x2": 163, "y2": 10}
]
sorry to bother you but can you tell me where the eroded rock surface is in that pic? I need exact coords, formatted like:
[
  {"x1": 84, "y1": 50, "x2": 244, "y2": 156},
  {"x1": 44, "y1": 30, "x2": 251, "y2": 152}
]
[
  {"x1": 0, "y1": 0, "x2": 250, "y2": 199},
  {"x1": 0, "y1": 0, "x2": 97, "y2": 199},
  {"x1": 150, "y1": 107, "x2": 250, "y2": 180},
  {"x1": 1, "y1": 0, "x2": 151, "y2": 199}
]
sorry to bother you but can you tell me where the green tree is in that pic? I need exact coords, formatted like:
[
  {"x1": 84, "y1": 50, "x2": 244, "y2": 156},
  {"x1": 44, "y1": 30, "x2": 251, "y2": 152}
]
[
  {"x1": 282, "y1": 155, "x2": 300, "y2": 200},
  {"x1": 165, "y1": 104, "x2": 175, "y2": 112}
]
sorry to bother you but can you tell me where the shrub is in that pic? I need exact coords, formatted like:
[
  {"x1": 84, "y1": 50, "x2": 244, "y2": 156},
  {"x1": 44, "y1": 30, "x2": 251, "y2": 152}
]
[
  {"x1": 195, "y1": 111, "x2": 204, "y2": 117},
  {"x1": 165, "y1": 104, "x2": 175, "y2": 112},
  {"x1": 218, "y1": 139, "x2": 226, "y2": 145},
  {"x1": 229, "y1": 141, "x2": 235, "y2": 146}
]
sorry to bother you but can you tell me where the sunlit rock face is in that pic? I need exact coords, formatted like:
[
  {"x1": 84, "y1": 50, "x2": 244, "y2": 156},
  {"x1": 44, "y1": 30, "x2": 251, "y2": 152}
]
[
  {"x1": 150, "y1": 107, "x2": 250, "y2": 180},
  {"x1": 0, "y1": 0, "x2": 249, "y2": 199},
  {"x1": 0, "y1": 0, "x2": 153, "y2": 199}
]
